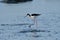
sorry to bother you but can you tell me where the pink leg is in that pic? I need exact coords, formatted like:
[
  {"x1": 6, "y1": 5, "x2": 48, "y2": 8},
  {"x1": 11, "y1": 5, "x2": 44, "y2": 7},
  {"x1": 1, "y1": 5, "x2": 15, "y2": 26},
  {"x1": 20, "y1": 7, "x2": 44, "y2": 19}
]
[{"x1": 34, "y1": 17, "x2": 38, "y2": 27}]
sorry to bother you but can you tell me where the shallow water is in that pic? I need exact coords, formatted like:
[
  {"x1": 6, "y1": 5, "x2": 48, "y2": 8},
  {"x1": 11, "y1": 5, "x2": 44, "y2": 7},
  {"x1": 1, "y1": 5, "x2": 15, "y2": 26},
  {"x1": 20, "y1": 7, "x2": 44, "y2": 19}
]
[{"x1": 0, "y1": 0, "x2": 60, "y2": 40}]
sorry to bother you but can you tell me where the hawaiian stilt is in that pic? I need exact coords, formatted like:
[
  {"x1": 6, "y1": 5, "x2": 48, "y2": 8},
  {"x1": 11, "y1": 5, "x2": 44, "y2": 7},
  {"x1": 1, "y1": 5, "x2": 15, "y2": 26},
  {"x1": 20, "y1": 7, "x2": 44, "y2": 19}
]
[{"x1": 25, "y1": 13, "x2": 41, "y2": 28}]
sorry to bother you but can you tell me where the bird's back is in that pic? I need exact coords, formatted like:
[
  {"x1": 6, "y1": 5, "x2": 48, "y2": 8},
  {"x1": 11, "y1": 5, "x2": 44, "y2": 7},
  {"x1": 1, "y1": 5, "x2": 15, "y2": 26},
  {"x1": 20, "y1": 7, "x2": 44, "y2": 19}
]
[{"x1": 31, "y1": 14, "x2": 41, "y2": 16}]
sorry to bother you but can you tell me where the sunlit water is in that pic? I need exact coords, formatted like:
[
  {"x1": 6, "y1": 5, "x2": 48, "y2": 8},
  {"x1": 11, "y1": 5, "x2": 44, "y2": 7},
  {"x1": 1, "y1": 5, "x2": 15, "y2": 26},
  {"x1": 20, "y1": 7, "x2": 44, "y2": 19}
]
[{"x1": 0, "y1": 0, "x2": 60, "y2": 40}]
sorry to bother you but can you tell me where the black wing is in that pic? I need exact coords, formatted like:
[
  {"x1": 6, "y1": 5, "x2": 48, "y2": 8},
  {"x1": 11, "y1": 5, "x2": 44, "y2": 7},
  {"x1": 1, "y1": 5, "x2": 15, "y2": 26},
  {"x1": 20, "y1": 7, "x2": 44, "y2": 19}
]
[{"x1": 31, "y1": 14, "x2": 41, "y2": 16}]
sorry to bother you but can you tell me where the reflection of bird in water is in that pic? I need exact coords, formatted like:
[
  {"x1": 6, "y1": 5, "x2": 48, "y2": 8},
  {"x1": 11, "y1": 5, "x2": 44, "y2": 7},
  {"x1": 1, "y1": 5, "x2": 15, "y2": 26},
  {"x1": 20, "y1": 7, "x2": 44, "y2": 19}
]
[{"x1": 25, "y1": 13, "x2": 41, "y2": 28}]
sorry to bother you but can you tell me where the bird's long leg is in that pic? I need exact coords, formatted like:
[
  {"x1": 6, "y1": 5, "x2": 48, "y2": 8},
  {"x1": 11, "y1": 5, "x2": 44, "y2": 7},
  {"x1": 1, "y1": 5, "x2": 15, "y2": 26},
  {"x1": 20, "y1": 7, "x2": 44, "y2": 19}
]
[
  {"x1": 36, "y1": 18, "x2": 37, "y2": 28},
  {"x1": 34, "y1": 17, "x2": 38, "y2": 28},
  {"x1": 32, "y1": 17, "x2": 38, "y2": 36}
]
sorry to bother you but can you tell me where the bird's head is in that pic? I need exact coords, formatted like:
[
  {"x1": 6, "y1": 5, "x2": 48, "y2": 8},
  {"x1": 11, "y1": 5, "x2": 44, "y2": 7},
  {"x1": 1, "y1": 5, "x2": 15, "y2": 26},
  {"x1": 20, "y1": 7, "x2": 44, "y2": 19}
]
[
  {"x1": 24, "y1": 13, "x2": 30, "y2": 18},
  {"x1": 27, "y1": 13, "x2": 30, "y2": 16}
]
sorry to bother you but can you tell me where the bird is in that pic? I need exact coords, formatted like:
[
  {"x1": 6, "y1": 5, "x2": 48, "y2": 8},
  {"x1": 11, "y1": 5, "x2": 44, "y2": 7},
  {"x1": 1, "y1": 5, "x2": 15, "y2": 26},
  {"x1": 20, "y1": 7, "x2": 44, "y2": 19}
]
[{"x1": 25, "y1": 13, "x2": 41, "y2": 28}]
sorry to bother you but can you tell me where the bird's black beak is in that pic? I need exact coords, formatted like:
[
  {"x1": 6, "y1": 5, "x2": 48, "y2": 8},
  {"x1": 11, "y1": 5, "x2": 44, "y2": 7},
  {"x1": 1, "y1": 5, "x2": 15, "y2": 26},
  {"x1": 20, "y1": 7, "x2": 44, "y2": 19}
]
[{"x1": 24, "y1": 15, "x2": 27, "y2": 18}]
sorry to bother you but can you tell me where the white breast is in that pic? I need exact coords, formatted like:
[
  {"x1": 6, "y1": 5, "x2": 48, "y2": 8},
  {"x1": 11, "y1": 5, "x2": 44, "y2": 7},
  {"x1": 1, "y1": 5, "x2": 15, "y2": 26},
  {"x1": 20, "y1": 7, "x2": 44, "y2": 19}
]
[{"x1": 29, "y1": 16, "x2": 36, "y2": 20}]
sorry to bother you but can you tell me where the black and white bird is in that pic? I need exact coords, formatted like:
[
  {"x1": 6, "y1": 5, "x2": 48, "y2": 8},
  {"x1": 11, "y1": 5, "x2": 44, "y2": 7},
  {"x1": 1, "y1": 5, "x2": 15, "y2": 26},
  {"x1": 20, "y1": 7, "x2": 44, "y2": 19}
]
[{"x1": 25, "y1": 13, "x2": 41, "y2": 28}]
